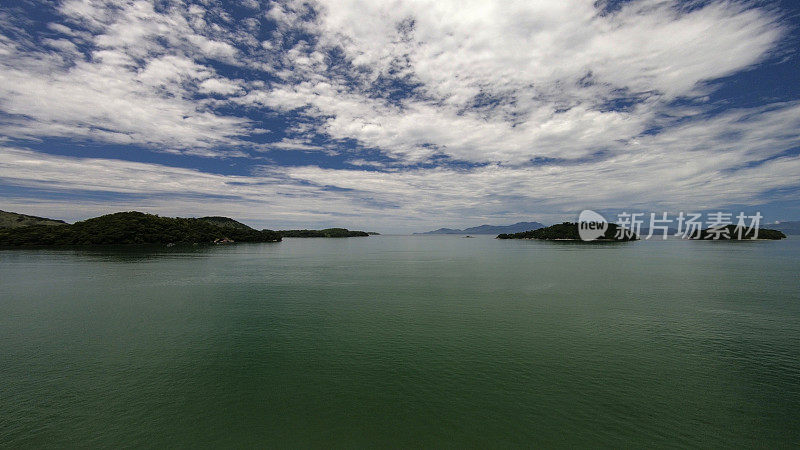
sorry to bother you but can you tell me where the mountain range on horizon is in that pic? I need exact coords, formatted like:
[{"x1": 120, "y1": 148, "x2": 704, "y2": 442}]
[{"x1": 415, "y1": 221, "x2": 546, "y2": 235}]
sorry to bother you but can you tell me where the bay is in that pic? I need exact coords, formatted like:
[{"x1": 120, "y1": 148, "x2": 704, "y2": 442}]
[{"x1": 1, "y1": 236, "x2": 799, "y2": 447}]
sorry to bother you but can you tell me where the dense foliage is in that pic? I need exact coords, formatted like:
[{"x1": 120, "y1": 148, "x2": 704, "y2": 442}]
[
  {"x1": 279, "y1": 228, "x2": 370, "y2": 238},
  {"x1": 497, "y1": 222, "x2": 638, "y2": 241},
  {"x1": 198, "y1": 216, "x2": 253, "y2": 230},
  {"x1": 692, "y1": 224, "x2": 786, "y2": 240},
  {"x1": 0, "y1": 211, "x2": 281, "y2": 247}
]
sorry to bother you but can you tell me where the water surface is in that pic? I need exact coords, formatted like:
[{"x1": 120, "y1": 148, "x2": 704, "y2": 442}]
[{"x1": 1, "y1": 236, "x2": 799, "y2": 447}]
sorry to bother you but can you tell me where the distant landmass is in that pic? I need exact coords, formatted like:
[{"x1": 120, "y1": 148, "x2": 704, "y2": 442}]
[
  {"x1": 0, "y1": 210, "x2": 67, "y2": 228},
  {"x1": 416, "y1": 221, "x2": 545, "y2": 235},
  {"x1": 770, "y1": 220, "x2": 800, "y2": 235},
  {"x1": 279, "y1": 228, "x2": 369, "y2": 238},
  {"x1": 497, "y1": 222, "x2": 638, "y2": 241},
  {"x1": 0, "y1": 211, "x2": 281, "y2": 247}
]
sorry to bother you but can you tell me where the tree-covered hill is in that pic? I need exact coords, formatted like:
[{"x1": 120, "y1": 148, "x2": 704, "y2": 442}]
[
  {"x1": 497, "y1": 222, "x2": 638, "y2": 241},
  {"x1": 0, "y1": 211, "x2": 281, "y2": 247},
  {"x1": 198, "y1": 216, "x2": 253, "y2": 230},
  {"x1": 691, "y1": 224, "x2": 786, "y2": 240},
  {"x1": 278, "y1": 228, "x2": 370, "y2": 238}
]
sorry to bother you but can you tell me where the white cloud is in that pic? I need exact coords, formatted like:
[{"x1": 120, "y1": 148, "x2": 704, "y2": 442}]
[
  {"x1": 199, "y1": 77, "x2": 242, "y2": 95},
  {"x1": 250, "y1": 0, "x2": 786, "y2": 164},
  {"x1": 3, "y1": 94, "x2": 800, "y2": 232},
  {"x1": 0, "y1": 0, "x2": 255, "y2": 153},
  {"x1": 1, "y1": 0, "x2": 799, "y2": 229}
]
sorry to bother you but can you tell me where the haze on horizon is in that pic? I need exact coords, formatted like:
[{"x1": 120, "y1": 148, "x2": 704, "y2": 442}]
[{"x1": 1, "y1": 0, "x2": 799, "y2": 233}]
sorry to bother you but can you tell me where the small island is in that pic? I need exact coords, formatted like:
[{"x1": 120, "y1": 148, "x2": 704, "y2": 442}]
[
  {"x1": 497, "y1": 222, "x2": 638, "y2": 241},
  {"x1": 278, "y1": 228, "x2": 370, "y2": 238},
  {"x1": 691, "y1": 224, "x2": 786, "y2": 240}
]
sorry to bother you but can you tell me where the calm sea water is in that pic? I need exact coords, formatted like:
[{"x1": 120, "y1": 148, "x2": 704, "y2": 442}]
[{"x1": 1, "y1": 235, "x2": 799, "y2": 447}]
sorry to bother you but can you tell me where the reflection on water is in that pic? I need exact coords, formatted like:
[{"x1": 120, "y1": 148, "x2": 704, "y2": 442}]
[{"x1": 1, "y1": 241, "x2": 283, "y2": 263}]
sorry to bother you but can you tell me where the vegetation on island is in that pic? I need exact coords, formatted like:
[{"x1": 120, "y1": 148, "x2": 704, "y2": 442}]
[
  {"x1": 278, "y1": 228, "x2": 370, "y2": 238},
  {"x1": 497, "y1": 222, "x2": 638, "y2": 241},
  {"x1": 197, "y1": 216, "x2": 254, "y2": 230},
  {"x1": 691, "y1": 224, "x2": 786, "y2": 240},
  {"x1": 0, "y1": 211, "x2": 281, "y2": 247}
]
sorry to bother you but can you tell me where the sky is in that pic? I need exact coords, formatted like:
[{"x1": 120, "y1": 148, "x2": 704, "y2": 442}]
[{"x1": 1, "y1": 0, "x2": 799, "y2": 233}]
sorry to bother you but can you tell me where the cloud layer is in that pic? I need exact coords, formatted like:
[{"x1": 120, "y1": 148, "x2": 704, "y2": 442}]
[{"x1": 0, "y1": 0, "x2": 798, "y2": 231}]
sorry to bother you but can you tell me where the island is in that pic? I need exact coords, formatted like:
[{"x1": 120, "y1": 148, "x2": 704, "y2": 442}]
[
  {"x1": 497, "y1": 222, "x2": 638, "y2": 241},
  {"x1": 278, "y1": 228, "x2": 370, "y2": 238},
  {"x1": 0, "y1": 211, "x2": 282, "y2": 247},
  {"x1": 690, "y1": 224, "x2": 786, "y2": 240}
]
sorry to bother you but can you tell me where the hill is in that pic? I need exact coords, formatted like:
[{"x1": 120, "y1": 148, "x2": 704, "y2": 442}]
[
  {"x1": 198, "y1": 216, "x2": 253, "y2": 230},
  {"x1": 416, "y1": 221, "x2": 545, "y2": 235},
  {"x1": 415, "y1": 227, "x2": 462, "y2": 235},
  {"x1": 279, "y1": 228, "x2": 369, "y2": 237},
  {"x1": 497, "y1": 222, "x2": 638, "y2": 241},
  {"x1": 0, "y1": 211, "x2": 281, "y2": 247},
  {"x1": 0, "y1": 210, "x2": 67, "y2": 228},
  {"x1": 690, "y1": 224, "x2": 786, "y2": 240}
]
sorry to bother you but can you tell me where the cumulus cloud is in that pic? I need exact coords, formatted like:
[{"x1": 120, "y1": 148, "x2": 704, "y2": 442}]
[
  {"x1": 248, "y1": 0, "x2": 786, "y2": 163},
  {"x1": 0, "y1": 0, "x2": 256, "y2": 153},
  {"x1": 0, "y1": 0, "x2": 799, "y2": 230}
]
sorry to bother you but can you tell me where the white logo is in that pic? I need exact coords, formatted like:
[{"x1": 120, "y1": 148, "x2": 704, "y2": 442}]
[{"x1": 578, "y1": 210, "x2": 608, "y2": 241}]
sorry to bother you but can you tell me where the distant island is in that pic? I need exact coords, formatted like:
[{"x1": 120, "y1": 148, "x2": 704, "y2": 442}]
[
  {"x1": 416, "y1": 221, "x2": 545, "y2": 235},
  {"x1": 690, "y1": 224, "x2": 786, "y2": 240},
  {"x1": 195, "y1": 217, "x2": 373, "y2": 238},
  {"x1": 279, "y1": 228, "x2": 370, "y2": 238},
  {"x1": 497, "y1": 222, "x2": 638, "y2": 241},
  {"x1": 0, "y1": 211, "x2": 282, "y2": 247}
]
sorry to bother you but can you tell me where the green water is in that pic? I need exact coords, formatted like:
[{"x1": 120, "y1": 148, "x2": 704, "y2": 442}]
[{"x1": 1, "y1": 236, "x2": 799, "y2": 447}]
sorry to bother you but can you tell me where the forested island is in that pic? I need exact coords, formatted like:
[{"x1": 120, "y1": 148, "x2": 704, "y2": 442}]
[
  {"x1": 0, "y1": 212, "x2": 282, "y2": 247},
  {"x1": 691, "y1": 224, "x2": 786, "y2": 240},
  {"x1": 0, "y1": 210, "x2": 375, "y2": 247},
  {"x1": 278, "y1": 228, "x2": 370, "y2": 237},
  {"x1": 497, "y1": 222, "x2": 638, "y2": 241}
]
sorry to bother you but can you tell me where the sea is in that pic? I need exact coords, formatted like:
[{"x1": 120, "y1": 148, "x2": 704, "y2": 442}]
[{"x1": 1, "y1": 235, "x2": 799, "y2": 447}]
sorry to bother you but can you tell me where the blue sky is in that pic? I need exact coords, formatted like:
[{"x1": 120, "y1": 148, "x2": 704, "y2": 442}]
[{"x1": 1, "y1": 0, "x2": 799, "y2": 232}]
